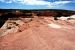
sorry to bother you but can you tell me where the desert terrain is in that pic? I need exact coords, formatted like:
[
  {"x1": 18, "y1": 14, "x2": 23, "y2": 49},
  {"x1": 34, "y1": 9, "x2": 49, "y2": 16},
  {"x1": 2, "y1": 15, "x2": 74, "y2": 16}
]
[
  {"x1": 0, "y1": 9, "x2": 75, "y2": 50},
  {"x1": 0, "y1": 16, "x2": 75, "y2": 50}
]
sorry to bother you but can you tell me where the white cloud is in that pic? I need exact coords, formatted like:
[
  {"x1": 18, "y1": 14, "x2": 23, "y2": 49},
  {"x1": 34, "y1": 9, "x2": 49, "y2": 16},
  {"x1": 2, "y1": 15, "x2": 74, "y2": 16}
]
[
  {"x1": 16, "y1": 0, "x2": 51, "y2": 5},
  {"x1": 0, "y1": 0, "x2": 73, "y2": 8},
  {"x1": 47, "y1": 1, "x2": 72, "y2": 8},
  {"x1": 54, "y1": 1, "x2": 71, "y2": 5},
  {"x1": 0, "y1": 0, "x2": 51, "y2": 5}
]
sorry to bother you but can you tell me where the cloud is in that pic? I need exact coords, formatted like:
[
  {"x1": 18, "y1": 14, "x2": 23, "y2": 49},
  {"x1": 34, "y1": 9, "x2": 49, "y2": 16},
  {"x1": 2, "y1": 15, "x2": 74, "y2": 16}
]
[
  {"x1": 0, "y1": 0, "x2": 73, "y2": 8},
  {"x1": 54, "y1": 1, "x2": 71, "y2": 5},
  {"x1": 44, "y1": 1, "x2": 72, "y2": 8},
  {"x1": 0, "y1": 0, "x2": 51, "y2": 5},
  {"x1": 15, "y1": 0, "x2": 51, "y2": 5}
]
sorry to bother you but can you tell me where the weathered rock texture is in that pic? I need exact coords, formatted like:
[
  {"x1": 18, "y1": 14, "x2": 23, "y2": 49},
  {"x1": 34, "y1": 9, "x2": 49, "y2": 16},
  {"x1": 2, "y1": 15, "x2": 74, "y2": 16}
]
[{"x1": 0, "y1": 16, "x2": 75, "y2": 50}]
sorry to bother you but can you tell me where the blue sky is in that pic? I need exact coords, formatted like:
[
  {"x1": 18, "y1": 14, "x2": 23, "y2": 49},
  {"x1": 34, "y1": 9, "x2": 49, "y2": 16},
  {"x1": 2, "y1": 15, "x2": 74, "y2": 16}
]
[{"x1": 0, "y1": 0, "x2": 75, "y2": 10}]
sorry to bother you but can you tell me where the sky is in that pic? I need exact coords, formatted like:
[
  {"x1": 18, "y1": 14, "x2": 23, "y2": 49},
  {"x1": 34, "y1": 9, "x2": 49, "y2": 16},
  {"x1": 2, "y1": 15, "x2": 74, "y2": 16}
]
[{"x1": 0, "y1": 0, "x2": 75, "y2": 10}]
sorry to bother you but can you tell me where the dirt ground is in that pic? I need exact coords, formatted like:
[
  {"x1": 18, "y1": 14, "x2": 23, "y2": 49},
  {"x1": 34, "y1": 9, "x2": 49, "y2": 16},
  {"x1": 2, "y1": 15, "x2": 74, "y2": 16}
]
[{"x1": 0, "y1": 17, "x2": 75, "y2": 50}]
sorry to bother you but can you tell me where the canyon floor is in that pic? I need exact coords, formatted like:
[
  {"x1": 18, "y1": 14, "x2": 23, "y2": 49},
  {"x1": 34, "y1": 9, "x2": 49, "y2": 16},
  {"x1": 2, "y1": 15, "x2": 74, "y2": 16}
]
[{"x1": 0, "y1": 17, "x2": 75, "y2": 50}]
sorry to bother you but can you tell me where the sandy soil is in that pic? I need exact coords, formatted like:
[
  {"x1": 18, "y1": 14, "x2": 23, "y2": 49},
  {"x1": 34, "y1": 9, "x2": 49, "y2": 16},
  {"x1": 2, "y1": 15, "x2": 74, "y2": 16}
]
[{"x1": 0, "y1": 17, "x2": 75, "y2": 50}]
